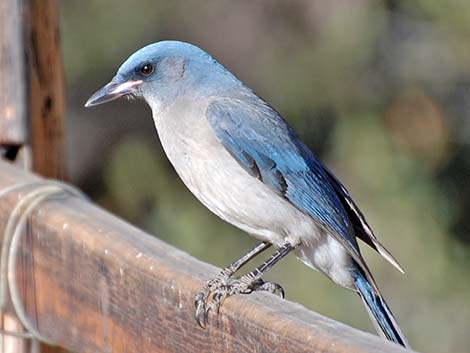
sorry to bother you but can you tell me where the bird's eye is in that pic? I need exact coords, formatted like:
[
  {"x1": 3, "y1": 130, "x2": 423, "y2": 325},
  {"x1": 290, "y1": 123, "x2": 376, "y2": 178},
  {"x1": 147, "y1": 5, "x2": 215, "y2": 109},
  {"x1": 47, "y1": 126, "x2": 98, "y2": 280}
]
[{"x1": 140, "y1": 63, "x2": 154, "y2": 76}]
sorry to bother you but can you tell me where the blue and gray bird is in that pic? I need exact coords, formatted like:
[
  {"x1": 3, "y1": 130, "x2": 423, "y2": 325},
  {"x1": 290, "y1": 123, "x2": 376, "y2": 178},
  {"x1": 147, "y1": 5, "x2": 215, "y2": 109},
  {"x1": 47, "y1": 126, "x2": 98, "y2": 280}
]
[{"x1": 86, "y1": 41, "x2": 409, "y2": 348}]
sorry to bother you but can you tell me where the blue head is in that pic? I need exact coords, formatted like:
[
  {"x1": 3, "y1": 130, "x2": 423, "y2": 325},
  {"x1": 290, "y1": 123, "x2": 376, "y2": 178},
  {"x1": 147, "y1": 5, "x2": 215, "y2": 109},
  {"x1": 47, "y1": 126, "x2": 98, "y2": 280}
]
[{"x1": 85, "y1": 41, "x2": 240, "y2": 108}]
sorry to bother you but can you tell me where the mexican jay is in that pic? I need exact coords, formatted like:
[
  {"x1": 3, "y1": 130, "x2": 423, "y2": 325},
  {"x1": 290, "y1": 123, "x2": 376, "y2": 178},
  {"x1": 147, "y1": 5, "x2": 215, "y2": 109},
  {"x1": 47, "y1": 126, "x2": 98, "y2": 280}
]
[{"x1": 85, "y1": 40, "x2": 409, "y2": 348}]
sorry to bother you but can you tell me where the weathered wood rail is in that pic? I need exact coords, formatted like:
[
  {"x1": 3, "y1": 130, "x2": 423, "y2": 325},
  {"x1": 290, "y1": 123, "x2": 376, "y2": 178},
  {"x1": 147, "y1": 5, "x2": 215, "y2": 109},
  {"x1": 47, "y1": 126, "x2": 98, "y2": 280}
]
[{"x1": 0, "y1": 160, "x2": 415, "y2": 353}]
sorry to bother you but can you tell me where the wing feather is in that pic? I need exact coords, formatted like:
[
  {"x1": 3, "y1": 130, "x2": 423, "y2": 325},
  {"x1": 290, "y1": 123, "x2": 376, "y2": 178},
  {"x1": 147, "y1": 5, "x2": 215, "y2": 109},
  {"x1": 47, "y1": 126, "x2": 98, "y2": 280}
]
[
  {"x1": 323, "y1": 168, "x2": 404, "y2": 273},
  {"x1": 207, "y1": 98, "x2": 392, "y2": 291}
]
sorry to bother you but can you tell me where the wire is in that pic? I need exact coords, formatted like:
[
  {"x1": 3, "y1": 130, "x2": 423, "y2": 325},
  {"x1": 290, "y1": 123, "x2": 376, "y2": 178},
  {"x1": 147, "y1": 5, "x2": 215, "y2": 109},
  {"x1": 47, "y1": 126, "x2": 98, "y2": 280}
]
[{"x1": 0, "y1": 180, "x2": 86, "y2": 344}]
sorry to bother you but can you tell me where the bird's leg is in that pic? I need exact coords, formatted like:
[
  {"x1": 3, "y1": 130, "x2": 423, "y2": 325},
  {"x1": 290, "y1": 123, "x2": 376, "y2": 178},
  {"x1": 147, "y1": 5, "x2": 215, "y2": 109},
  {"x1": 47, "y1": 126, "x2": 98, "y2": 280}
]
[
  {"x1": 195, "y1": 241, "x2": 271, "y2": 328},
  {"x1": 199, "y1": 242, "x2": 295, "y2": 327}
]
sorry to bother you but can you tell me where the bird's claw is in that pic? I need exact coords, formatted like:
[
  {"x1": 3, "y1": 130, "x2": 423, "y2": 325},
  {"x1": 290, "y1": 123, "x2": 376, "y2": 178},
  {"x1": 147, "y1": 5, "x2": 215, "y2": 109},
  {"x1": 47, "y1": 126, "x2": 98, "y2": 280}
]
[
  {"x1": 194, "y1": 273, "x2": 285, "y2": 328},
  {"x1": 194, "y1": 269, "x2": 231, "y2": 328},
  {"x1": 195, "y1": 292, "x2": 209, "y2": 328}
]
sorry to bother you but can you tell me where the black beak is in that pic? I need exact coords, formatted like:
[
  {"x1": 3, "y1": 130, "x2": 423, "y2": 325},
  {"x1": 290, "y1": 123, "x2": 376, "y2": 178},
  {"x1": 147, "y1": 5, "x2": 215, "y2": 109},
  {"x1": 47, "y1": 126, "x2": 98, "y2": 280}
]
[{"x1": 84, "y1": 77, "x2": 143, "y2": 107}]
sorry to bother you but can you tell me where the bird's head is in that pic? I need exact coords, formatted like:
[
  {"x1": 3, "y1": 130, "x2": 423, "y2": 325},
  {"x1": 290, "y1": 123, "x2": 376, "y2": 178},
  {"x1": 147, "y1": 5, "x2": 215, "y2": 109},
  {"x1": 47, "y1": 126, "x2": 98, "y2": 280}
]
[{"x1": 85, "y1": 41, "x2": 237, "y2": 109}]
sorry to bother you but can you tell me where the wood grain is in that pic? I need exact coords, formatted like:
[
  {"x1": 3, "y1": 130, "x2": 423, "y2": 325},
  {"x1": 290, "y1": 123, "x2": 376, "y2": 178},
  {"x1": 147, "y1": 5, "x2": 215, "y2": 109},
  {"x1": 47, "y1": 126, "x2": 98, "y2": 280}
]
[
  {"x1": 23, "y1": 0, "x2": 66, "y2": 179},
  {"x1": 20, "y1": 2, "x2": 67, "y2": 352},
  {"x1": 0, "y1": 161, "x2": 416, "y2": 353}
]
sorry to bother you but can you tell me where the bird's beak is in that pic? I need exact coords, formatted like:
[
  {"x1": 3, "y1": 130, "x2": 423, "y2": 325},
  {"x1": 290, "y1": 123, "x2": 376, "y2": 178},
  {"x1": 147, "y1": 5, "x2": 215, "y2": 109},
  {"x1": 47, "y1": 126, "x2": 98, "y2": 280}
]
[{"x1": 84, "y1": 77, "x2": 143, "y2": 107}]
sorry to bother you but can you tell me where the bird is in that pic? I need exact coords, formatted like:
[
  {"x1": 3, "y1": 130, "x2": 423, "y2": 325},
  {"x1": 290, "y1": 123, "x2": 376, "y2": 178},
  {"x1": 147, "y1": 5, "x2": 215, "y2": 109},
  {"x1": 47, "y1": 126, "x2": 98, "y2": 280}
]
[{"x1": 85, "y1": 40, "x2": 409, "y2": 348}]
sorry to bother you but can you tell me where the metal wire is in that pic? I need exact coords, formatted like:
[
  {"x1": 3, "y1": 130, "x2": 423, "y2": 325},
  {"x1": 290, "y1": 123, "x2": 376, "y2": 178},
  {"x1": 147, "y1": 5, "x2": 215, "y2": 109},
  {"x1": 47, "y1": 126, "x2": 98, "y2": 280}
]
[{"x1": 0, "y1": 180, "x2": 85, "y2": 344}]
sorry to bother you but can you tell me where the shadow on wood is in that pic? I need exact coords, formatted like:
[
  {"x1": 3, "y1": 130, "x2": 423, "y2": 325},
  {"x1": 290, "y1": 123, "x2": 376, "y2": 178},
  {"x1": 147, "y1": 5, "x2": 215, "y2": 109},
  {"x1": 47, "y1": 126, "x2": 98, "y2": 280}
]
[{"x1": 0, "y1": 161, "x2": 415, "y2": 353}]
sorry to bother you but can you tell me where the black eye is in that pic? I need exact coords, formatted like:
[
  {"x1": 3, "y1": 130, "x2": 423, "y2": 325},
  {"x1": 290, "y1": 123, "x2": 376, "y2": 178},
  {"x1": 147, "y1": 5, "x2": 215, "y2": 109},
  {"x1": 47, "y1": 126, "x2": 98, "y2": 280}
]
[{"x1": 140, "y1": 63, "x2": 154, "y2": 76}]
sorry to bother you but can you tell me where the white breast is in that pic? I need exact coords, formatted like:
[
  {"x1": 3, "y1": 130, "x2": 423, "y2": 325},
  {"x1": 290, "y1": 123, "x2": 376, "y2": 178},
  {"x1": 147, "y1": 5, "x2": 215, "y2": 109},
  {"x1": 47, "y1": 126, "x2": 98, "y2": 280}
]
[{"x1": 149, "y1": 97, "x2": 355, "y2": 289}]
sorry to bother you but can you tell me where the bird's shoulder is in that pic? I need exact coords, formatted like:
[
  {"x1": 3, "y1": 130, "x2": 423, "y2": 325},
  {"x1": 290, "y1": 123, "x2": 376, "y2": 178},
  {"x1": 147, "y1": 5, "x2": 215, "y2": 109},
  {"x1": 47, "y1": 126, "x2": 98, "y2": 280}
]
[{"x1": 207, "y1": 95, "x2": 291, "y2": 135}]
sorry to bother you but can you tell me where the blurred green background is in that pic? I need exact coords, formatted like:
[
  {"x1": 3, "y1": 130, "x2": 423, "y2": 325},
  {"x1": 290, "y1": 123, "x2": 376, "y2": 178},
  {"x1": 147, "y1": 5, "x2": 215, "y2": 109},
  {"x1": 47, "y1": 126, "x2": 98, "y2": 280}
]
[{"x1": 61, "y1": 1, "x2": 469, "y2": 352}]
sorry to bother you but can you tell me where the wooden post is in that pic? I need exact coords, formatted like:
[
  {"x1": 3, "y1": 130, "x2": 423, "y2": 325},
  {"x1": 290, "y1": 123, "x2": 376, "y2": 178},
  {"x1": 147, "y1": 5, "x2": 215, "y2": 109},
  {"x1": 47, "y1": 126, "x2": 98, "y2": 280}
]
[
  {"x1": 24, "y1": 2, "x2": 67, "y2": 352},
  {"x1": 0, "y1": 0, "x2": 27, "y2": 160},
  {"x1": 0, "y1": 1, "x2": 30, "y2": 352},
  {"x1": 23, "y1": 0, "x2": 66, "y2": 179},
  {"x1": 1, "y1": 0, "x2": 67, "y2": 352},
  {"x1": 0, "y1": 0, "x2": 66, "y2": 177}
]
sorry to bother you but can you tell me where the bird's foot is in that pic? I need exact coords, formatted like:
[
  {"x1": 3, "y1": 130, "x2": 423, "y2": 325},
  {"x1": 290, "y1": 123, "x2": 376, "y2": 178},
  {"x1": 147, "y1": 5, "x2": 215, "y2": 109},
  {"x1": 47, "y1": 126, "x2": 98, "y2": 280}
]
[
  {"x1": 194, "y1": 268, "x2": 232, "y2": 328},
  {"x1": 194, "y1": 272, "x2": 284, "y2": 328}
]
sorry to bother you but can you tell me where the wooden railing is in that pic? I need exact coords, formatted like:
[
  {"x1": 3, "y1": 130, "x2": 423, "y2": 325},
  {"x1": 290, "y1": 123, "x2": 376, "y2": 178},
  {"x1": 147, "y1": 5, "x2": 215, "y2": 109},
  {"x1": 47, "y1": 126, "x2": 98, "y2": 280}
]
[{"x1": 0, "y1": 160, "x2": 414, "y2": 353}]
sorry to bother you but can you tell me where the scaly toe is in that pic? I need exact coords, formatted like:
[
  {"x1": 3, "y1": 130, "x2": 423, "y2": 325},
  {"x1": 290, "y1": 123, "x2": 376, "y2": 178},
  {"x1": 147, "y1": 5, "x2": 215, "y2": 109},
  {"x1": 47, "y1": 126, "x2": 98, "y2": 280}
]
[
  {"x1": 206, "y1": 287, "x2": 229, "y2": 314},
  {"x1": 194, "y1": 270, "x2": 233, "y2": 328}
]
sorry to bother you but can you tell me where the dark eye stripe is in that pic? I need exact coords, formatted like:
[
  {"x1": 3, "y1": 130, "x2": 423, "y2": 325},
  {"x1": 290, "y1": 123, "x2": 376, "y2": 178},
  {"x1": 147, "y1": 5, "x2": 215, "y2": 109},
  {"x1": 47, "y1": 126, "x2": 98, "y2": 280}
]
[{"x1": 140, "y1": 63, "x2": 154, "y2": 76}]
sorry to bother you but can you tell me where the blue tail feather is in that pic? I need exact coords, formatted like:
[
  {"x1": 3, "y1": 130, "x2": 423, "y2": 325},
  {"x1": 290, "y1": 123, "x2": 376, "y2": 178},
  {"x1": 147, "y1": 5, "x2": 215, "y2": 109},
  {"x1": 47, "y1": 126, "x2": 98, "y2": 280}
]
[{"x1": 354, "y1": 271, "x2": 409, "y2": 348}]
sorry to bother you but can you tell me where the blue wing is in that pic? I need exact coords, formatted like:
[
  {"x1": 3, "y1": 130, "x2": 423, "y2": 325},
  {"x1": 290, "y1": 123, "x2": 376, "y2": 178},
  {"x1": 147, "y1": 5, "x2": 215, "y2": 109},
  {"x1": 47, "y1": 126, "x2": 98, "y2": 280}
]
[{"x1": 206, "y1": 98, "x2": 377, "y2": 279}]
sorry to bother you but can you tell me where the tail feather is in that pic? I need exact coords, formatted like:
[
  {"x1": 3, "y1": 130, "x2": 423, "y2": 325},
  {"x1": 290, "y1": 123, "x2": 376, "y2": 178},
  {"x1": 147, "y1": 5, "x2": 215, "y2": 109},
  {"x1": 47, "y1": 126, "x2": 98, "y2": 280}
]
[{"x1": 354, "y1": 271, "x2": 410, "y2": 349}]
